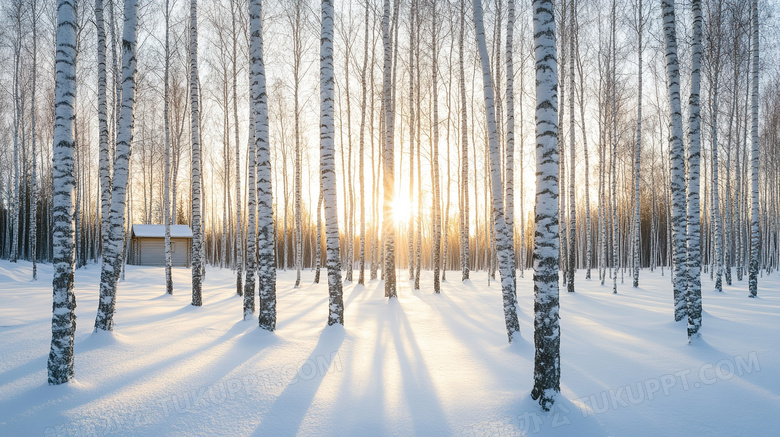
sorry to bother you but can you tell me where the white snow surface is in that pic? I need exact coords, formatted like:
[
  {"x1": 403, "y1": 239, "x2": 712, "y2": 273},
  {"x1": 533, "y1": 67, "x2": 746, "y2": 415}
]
[
  {"x1": 1, "y1": 260, "x2": 778, "y2": 436},
  {"x1": 131, "y1": 224, "x2": 193, "y2": 238}
]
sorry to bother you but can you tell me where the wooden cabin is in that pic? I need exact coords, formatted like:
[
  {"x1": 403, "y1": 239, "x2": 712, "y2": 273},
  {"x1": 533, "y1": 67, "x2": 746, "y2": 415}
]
[{"x1": 128, "y1": 225, "x2": 192, "y2": 267}]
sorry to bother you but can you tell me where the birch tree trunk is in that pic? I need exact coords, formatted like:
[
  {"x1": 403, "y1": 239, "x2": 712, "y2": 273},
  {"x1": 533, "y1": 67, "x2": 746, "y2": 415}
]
[
  {"x1": 611, "y1": 0, "x2": 618, "y2": 295},
  {"x1": 575, "y1": 25, "x2": 591, "y2": 280},
  {"x1": 95, "y1": 0, "x2": 139, "y2": 330},
  {"x1": 30, "y1": 0, "x2": 39, "y2": 279},
  {"x1": 408, "y1": 0, "x2": 416, "y2": 282},
  {"x1": 314, "y1": 189, "x2": 323, "y2": 284},
  {"x1": 530, "y1": 0, "x2": 560, "y2": 411},
  {"x1": 459, "y1": 0, "x2": 469, "y2": 281},
  {"x1": 473, "y1": 0, "x2": 519, "y2": 342},
  {"x1": 252, "y1": 0, "x2": 276, "y2": 330},
  {"x1": 232, "y1": 0, "x2": 243, "y2": 295},
  {"x1": 358, "y1": 0, "x2": 370, "y2": 286},
  {"x1": 382, "y1": 0, "x2": 396, "y2": 298},
  {"x1": 710, "y1": 0, "x2": 724, "y2": 292},
  {"x1": 48, "y1": 0, "x2": 78, "y2": 385},
  {"x1": 190, "y1": 0, "x2": 204, "y2": 306},
  {"x1": 432, "y1": 0, "x2": 441, "y2": 294},
  {"x1": 748, "y1": 0, "x2": 759, "y2": 297},
  {"x1": 164, "y1": 0, "x2": 173, "y2": 295},
  {"x1": 725, "y1": 95, "x2": 733, "y2": 286},
  {"x1": 10, "y1": 0, "x2": 21, "y2": 264},
  {"x1": 291, "y1": 0, "x2": 303, "y2": 288},
  {"x1": 413, "y1": 5, "x2": 422, "y2": 290},
  {"x1": 506, "y1": 0, "x2": 517, "y2": 288},
  {"x1": 557, "y1": 0, "x2": 567, "y2": 281},
  {"x1": 96, "y1": 0, "x2": 111, "y2": 260},
  {"x1": 662, "y1": 0, "x2": 688, "y2": 321},
  {"x1": 321, "y1": 0, "x2": 344, "y2": 324},
  {"x1": 567, "y1": 0, "x2": 576, "y2": 292},
  {"x1": 244, "y1": 112, "x2": 257, "y2": 318},
  {"x1": 632, "y1": 0, "x2": 644, "y2": 288},
  {"x1": 686, "y1": 0, "x2": 703, "y2": 339}
]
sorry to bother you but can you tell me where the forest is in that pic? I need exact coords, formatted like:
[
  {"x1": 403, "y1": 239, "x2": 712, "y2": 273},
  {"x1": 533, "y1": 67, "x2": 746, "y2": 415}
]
[{"x1": 0, "y1": 0, "x2": 776, "y2": 416}]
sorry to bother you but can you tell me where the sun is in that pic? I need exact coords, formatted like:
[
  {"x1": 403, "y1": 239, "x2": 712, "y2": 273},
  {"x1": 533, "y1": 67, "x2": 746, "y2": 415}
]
[{"x1": 392, "y1": 197, "x2": 413, "y2": 224}]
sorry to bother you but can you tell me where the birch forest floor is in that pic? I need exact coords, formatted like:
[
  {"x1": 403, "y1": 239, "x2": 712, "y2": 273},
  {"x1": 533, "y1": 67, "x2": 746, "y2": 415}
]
[{"x1": 1, "y1": 260, "x2": 779, "y2": 436}]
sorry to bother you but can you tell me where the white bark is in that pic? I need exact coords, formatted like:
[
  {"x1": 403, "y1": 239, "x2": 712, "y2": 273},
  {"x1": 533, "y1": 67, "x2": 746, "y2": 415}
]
[
  {"x1": 251, "y1": 0, "x2": 276, "y2": 329},
  {"x1": 567, "y1": 0, "x2": 576, "y2": 292},
  {"x1": 164, "y1": 0, "x2": 173, "y2": 296},
  {"x1": 190, "y1": 0, "x2": 204, "y2": 306},
  {"x1": 473, "y1": 0, "x2": 519, "y2": 342},
  {"x1": 321, "y1": 0, "x2": 344, "y2": 324},
  {"x1": 686, "y1": 0, "x2": 703, "y2": 339},
  {"x1": 611, "y1": 0, "x2": 618, "y2": 295},
  {"x1": 633, "y1": 0, "x2": 644, "y2": 289},
  {"x1": 10, "y1": 0, "x2": 22, "y2": 264},
  {"x1": 359, "y1": 0, "x2": 370, "y2": 285},
  {"x1": 233, "y1": 0, "x2": 243, "y2": 295},
  {"x1": 432, "y1": 0, "x2": 441, "y2": 294},
  {"x1": 382, "y1": 0, "x2": 396, "y2": 298},
  {"x1": 244, "y1": 111, "x2": 257, "y2": 319},
  {"x1": 95, "y1": 0, "x2": 139, "y2": 330},
  {"x1": 530, "y1": 0, "x2": 560, "y2": 411},
  {"x1": 96, "y1": 0, "x2": 111, "y2": 258},
  {"x1": 408, "y1": 0, "x2": 416, "y2": 282},
  {"x1": 30, "y1": 0, "x2": 39, "y2": 279},
  {"x1": 748, "y1": 0, "x2": 759, "y2": 297},
  {"x1": 459, "y1": 0, "x2": 469, "y2": 281},
  {"x1": 575, "y1": 26, "x2": 591, "y2": 280},
  {"x1": 506, "y1": 0, "x2": 517, "y2": 288},
  {"x1": 662, "y1": 0, "x2": 687, "y2": 321},
  {"x1": 48, "y1": 0, "x2": 78, "y2": 385}
]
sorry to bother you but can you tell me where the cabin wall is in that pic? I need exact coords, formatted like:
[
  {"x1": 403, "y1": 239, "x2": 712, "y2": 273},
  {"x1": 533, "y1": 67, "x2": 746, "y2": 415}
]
[{"x1": 130, "y1": 237, "x2": 191, "y2": 267}]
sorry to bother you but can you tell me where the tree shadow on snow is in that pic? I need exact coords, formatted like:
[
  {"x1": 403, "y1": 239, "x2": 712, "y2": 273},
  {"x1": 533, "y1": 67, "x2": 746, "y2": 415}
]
[
  {"x1": 331, "y1": 295, "x2": 452, "y2": 435},
  {"x1": 253, "y1": 324, "x2": 345, "y2": 435}
]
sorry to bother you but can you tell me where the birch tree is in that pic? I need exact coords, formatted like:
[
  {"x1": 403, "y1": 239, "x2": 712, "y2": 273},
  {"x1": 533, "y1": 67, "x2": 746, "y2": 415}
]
[
  {"x1": 252, "y1": 0, "x2": 276, "y2": 330},
  {"x1": 95, "y1": 0, "x2": 140, "y2": 331},
  {"x1": 30, "y1": 0, "x2": 40, "y2": 279},
  {"x1": 567, "y1": 0, "x2": 576, "y2": 293},
  {"x1": 163, "y1": 0, "x2": 174, "y2": 295},
  {"x1": 232, "y1": 0, "x2": 243, "y2": 296},
  {"x1": 632, "y1": 0, "x2": 645, "y2": 288},
  {"x1": 686, "y1": 0, "x2": 703, "y2": 339},
  {"x1": 314, "y1": 189, "x2": 322, "y2": 284},
  {"x1": 96, "y1": 0, "x2": 111, "y2": 256},
  {"x1": 432, "y1": 0, "x2": 441, "y2": 294},
  {"x1": 359, "y1": 0, "x2": 369, "y2": 285},
  {"x1": 459, "y1": 0, "x2": 469, "y2": 281},
  {"x1": 321, "y1": 0, "x2": 344, "y2": 324},
  {"x1": 408, "y1": 0, "x2": 416, "y2": 282},
  {"x1": 191, "y1": 0, "x2": 204, "y2": 306},
  {"x1": 48, "y1": 0, "x2": 78, "y2": 385},
  {"x1": 662, "y1": 0, "x2": 688, "y2": 321},
  {"x1": 707, "y1": 0, "x2": 724, "y2": 292},
  {"x1": 244, "y1": 112, "x2": 257, "y2": 319},
  {"x1": 610, "y1": 0, "x2": 618, "y2": 295},
  {"x1": 530, "y1": 0, "x2": 560, "y2": 411},
  {"x1": 473, "y1": 0, "x2": 519, "y2": 342},
  {"x1": 575, "y1": 17, "x2": 591, "y2": 280},
  {"x1": 382, "y1": 0, "x2": 396, "y2": 298},
  {"x1": 506, "y1": 0, "x2": 517, "y2": 289},
  {"x1": 289, "y1": 0, "x2": 305, "y2": 289},
  {"x1": 748, "y1": 0, "x2": 759, "y2": 298},
  {"x1": 10, "y1": 0, "x2": 22, "y2": 264}
]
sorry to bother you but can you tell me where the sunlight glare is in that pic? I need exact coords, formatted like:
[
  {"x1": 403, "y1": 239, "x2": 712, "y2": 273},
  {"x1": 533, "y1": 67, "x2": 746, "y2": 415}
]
[{"x1": 392, "y1": 197, "x2": 412, "y2": 224}]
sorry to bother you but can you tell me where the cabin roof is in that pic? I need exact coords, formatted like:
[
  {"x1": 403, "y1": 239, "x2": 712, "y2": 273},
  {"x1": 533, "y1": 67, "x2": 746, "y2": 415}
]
[{"x1": 131, "y1": 224, "x2": 193, "y2": 239}]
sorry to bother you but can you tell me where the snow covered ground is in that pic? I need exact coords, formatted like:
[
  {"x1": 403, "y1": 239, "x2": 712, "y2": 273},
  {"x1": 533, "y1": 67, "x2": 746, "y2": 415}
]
[{"x1": 1, "y1": 260, "x2": 778, "y2": 436}]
